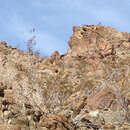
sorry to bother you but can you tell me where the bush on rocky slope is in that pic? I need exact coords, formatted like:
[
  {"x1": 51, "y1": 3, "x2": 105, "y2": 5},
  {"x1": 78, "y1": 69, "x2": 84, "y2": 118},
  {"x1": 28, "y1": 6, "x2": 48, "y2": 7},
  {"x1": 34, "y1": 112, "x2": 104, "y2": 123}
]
[{"x1": 0, "y1": 25, "x2": 129, "y2": 130}]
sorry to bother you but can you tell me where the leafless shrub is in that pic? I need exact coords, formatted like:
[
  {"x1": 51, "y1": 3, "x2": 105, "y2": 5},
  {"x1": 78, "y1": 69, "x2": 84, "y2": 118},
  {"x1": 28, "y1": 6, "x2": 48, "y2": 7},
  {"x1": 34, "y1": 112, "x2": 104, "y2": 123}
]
[{"x1": 26, "y1": 28, "x2": 40, "y2": 57}]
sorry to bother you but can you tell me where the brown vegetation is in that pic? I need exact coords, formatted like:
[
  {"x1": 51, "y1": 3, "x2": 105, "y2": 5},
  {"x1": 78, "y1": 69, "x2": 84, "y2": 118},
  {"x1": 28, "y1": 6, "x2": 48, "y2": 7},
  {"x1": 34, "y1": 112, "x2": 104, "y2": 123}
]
[{"x1": 0, "y1": 25, "x2": 129, "y2": 129}]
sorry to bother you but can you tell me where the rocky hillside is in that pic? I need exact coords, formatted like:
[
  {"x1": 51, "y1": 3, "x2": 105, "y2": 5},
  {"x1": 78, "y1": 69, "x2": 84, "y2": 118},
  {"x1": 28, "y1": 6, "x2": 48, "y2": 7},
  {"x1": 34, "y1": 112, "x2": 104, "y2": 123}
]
[{"x1": 0, "y1": 25, "x2": 130, "y2": 130}]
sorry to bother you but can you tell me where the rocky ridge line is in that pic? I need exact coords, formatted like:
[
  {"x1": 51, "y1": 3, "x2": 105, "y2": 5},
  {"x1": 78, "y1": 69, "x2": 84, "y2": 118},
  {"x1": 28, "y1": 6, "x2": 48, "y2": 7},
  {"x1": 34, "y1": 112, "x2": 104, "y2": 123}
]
[{"x1": 0, "y1": 25, "x2": 130, "y2": 130}]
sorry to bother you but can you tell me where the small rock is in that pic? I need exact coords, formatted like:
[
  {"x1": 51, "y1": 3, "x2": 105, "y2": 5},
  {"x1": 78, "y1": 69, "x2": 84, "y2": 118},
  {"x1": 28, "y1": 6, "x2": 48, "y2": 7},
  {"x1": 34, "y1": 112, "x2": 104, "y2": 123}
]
[{"x1": 103, "y1": 123, "x2": 116, "y2": 129}]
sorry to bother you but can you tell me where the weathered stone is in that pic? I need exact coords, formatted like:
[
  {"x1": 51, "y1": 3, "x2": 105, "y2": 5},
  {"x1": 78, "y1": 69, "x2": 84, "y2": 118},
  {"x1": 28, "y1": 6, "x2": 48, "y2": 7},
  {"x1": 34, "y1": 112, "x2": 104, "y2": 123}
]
[
  {"x1": 0, "y1": 25, "x2": 129, "y2": 129},
  {"x1": 103, "y1": 123, "x2": 116, "y2": 129},
  {"x1": 39, "y1": 114, "x2": 74, "y2": 130}
]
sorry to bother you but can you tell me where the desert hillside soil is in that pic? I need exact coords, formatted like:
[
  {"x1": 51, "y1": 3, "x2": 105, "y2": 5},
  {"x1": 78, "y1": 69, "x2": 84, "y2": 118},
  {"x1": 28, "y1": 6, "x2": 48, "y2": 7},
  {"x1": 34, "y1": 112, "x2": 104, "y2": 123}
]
[{"x1": 0, "y1": 25, "x2": 130, "y2": 130}]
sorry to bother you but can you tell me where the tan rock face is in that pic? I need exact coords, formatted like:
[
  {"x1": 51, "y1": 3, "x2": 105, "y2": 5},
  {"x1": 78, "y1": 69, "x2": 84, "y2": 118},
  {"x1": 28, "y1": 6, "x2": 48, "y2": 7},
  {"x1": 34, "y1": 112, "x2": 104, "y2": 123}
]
[
  {"x1": 68, "y1": 25, "x2": 129, "y2": 59},
  {"x1": 86, "y1": 88, "x2": 115, "y2": 110},
  {"x1": 39, "y1": 114, "x2": 74, "y2": 130},
  {"x1": 0, "y1": 25, "x2": 130, "y2": 129}
]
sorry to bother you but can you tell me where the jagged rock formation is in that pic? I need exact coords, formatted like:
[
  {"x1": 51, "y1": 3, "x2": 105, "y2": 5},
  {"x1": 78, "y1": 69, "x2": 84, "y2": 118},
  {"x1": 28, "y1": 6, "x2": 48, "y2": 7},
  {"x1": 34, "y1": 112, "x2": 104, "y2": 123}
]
[{"x1": 0, "y1": 25, "x2": 130, "y2": 130}]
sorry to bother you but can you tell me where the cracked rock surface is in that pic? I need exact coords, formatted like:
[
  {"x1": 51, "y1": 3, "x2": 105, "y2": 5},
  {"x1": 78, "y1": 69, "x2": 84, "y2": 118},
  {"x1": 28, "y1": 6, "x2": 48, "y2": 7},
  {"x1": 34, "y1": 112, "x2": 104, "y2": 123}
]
[{"x1": 0, "y1": 25, "x2": 130, "y2": 130}]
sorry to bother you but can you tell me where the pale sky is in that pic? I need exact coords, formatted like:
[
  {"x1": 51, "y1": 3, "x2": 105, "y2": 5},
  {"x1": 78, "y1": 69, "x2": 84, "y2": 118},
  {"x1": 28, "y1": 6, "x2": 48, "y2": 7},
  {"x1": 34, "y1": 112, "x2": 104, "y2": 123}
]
[{"x1": 0, "y1": 0, "x2": 130, "y2": 56}]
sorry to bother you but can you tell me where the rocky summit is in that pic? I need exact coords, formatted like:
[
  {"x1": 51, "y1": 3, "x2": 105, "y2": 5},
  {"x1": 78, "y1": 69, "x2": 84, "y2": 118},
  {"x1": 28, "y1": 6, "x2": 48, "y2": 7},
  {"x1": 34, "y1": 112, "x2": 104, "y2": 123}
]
[{"x1": 0, "y1": 25, "x2": 130, "y2": 130}]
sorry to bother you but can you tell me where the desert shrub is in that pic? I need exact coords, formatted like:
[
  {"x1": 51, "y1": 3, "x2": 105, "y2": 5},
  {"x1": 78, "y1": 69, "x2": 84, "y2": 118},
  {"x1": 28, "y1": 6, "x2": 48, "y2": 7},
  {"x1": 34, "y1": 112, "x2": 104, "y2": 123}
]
[{"x1": 25, "y1": 28, "x2": 40, "y2": 57}]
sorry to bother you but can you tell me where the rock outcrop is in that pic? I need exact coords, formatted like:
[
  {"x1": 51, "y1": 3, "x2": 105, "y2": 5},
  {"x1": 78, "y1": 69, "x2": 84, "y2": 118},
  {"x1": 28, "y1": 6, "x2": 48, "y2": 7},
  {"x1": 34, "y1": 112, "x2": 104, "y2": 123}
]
[{"x1": 0, "y1": 25, "x2": 130, "y2": 130}]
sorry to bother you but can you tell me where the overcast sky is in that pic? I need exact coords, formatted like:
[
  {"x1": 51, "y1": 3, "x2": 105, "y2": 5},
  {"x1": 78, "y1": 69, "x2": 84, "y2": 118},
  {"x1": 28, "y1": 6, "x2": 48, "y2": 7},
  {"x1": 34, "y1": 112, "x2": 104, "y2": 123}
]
[{"x1": 0, "y1": 0, "x2": 130, "y2": 56}]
